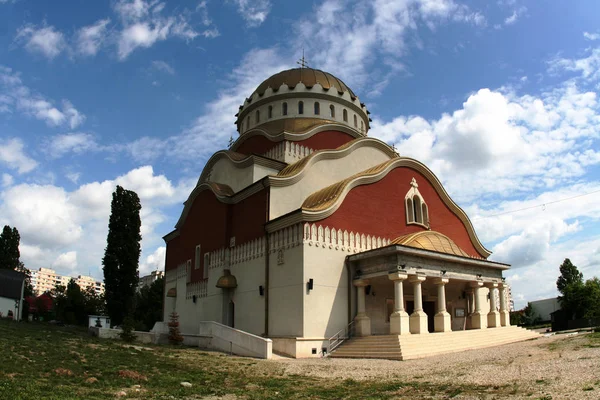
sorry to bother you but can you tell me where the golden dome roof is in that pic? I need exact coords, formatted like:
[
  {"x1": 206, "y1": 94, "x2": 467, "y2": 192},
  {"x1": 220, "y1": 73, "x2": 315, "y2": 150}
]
[
  {"x1": 391, "y1": 231, "x2": 471, "y2": 258},
  {"x1": 253, "y1": 68, "x2": 357, "y2": 100}
]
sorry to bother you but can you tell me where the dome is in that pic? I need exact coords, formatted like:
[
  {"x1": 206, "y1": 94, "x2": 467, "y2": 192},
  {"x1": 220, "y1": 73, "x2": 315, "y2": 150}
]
[
  {"x1": 252, "y1": 68, "x2": 358, "y2": 100},
  {"x1": 235, "y1": 67, "x2": 370, "y2": 136}
]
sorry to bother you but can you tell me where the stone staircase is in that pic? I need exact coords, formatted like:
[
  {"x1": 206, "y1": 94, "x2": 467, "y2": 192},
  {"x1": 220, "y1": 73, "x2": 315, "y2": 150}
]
[{"x1": 330, "y1": 326, "x2": 540, "y2": 360}]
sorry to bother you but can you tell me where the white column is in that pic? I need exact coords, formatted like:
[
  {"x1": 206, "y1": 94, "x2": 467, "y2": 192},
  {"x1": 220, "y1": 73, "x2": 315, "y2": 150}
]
[
  {"x1": 487, "y1": 282, "x2": 501, "y2": 328},
  {"x1": 388, "y1": 272, "x2": 410, "y2": 335},
  {"x1": 353, "y1": 279, "x2": 371, "y2": 336},
  {"x1": 433, "y1": 277, "x2": 451, "y2": 332},
  {"x1": 409, "y1": 275, "x2": 428, "y2": 334},
  {"x1": 470, "y1": 280, "x2": 487, "y2": 329},
  {"x1": 499, "y1": 282, "x2": 510, "y2": 326}
]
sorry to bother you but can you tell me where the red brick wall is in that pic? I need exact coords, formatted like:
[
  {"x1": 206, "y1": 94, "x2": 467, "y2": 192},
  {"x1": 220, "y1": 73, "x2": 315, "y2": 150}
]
[
  {"x1": 235, "y1": 130, "x2": 355, "y2": 156},
  {"x1": 165, "y1": 188, "x2": 269, "y2": 281},
  {"x1": 319, "y1": 167, "x2": 484, "y2": 258}
]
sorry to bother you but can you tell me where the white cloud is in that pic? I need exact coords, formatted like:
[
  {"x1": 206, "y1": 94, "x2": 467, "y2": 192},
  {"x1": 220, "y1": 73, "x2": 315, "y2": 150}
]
[
  {"x1": 503, "y1": 7, "x2": 526, "y2": 26},
  {"x1": 46, "y1": 133, "x2": 98, "y2": 159},
  {"x1": 52, "y1": 251, "x2": 78, "y2": 271},
  {"x1": 0, "y1": 65, "x2": 86, "y2": 128},
  {"x1": 76, "y1": 19, "x2": 111, "y2": 56},
  {"x1": 114, "y1": 0, "x2": 204, "y2": 59},
  {"x1": 0, "y1": 138, "x2": 38, "y2": 174},
  {"x1": 151, "y1": 60, "x2": 175, "y2": 75},
  {"x1": 548, "y1": 47, "x2": 600, "y2": 82},
  {"x1": 0, "y1": 166, "x2": 193, "y2": 279},
  {"x1": 139, "y1": 246, "x2": 165, "y2": 275},
  {"x1": 584, "y1": 32, "x2": 600, "y2": 41},
  {"x1": 15, "y1": 24, "x2": 66, "y2": 59},
  {"x1": 231, "y1": 0, "x2": 272, "y2": 27}
]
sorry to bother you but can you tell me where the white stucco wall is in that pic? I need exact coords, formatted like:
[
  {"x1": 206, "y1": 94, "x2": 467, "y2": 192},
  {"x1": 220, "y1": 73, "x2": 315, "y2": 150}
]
[
  {"x1": 269, "y1": 244, "x2": 304, "y2": 337},
  {"x1": 270, "y1": 145, "x2": 391, "y2": 219},
  {"x1": 302, "y1": 244, "x2": 350, "y2": 339},
  {"x1": 208, "y1": 158, "x2": 278, "y2": 194}
]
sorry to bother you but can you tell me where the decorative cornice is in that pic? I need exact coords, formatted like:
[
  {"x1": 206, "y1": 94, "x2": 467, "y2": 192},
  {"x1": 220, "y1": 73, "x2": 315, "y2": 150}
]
[
  {"x1": 230, "y1": 122, "x2": 363, "y2": 153},
  {"x1": 268, "y1": 157, "x2": 492, "y2": 258},
  {"x1": 197, "y1": 150, "x2": 286, "y2": 187},
  {"x1": 271, "y1": 137, "x2": 398, "y2": 186},
  {"x1": 301, "y1": 223, "x2": 391, "y2": 253}
]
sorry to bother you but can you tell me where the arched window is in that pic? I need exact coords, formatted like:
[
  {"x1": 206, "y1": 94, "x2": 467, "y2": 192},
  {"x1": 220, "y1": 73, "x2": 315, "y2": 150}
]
[
  {"x1": 298, "y1": 101, "x2": 304, "y2": 115},
  {"x1": 330, "y1": 105, "x2": 335, "y2": 118},
  {"x1": 268, "y1": 105, "x2": 273, "y2": 119},
  {"x1": 406, "y1": 198, "x2": 414, "y2": 223},
  {"x1": 255, "y1": 110, "x2": 260, "y2": 124},
  {"x1": 282, "y1": 102, "x2": 288, "y2": 116},
  {"x1": 314, "y1": 102, "x2": 320, "y2": 115},
  {"x1": 405, "y1": 177, "x2": 428, "y2": 227},
  {"x1": 246, "y1": 117, "x2": 249, "y2": 130},
  {"x1": 360, "y1": 121, "x2": 364, "y2": 132},
  {"x1": 413, "y1": 196, "x2": 422, "y2": 223},
  {"x1": 353, "y1": 114, "x2": 358, "y2": 127},
  {"x1": 343, "y1": 109, "x2": 348, "y2": 122}
]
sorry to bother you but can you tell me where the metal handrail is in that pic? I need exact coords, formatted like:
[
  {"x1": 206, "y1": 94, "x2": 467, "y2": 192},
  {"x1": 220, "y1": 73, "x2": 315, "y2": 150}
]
[{"x1": 326, "y1": 320, "x2": 355, "y2": 356}]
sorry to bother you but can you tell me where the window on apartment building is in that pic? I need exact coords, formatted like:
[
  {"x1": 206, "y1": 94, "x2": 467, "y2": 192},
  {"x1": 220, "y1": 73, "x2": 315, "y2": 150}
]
[{"x1": 195, "y1": 245, "x2": 201, "y2": 269}]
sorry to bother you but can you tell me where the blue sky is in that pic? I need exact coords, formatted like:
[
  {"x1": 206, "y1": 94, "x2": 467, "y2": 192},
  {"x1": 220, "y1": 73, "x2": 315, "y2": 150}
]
[{"x1": 1, "y1": 0, "x2": 600, "y2": 308}]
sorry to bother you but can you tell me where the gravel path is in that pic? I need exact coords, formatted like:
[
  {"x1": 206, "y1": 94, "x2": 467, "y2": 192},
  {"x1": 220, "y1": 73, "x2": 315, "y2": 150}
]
[{"x1": 262, "y1": 333, "x2": 600, "y2": 399}]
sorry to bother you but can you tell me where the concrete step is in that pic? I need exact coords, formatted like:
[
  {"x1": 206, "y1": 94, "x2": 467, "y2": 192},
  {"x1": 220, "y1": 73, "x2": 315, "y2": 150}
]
[{"x1": 330, "y1": 326, "x2": 540, "y2": 360}]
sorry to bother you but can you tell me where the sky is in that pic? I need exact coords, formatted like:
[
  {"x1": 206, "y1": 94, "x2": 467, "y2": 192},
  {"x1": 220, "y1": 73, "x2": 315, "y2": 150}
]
[{"x1": 1, "y1": 0, "x2": 599, "y2": 309}]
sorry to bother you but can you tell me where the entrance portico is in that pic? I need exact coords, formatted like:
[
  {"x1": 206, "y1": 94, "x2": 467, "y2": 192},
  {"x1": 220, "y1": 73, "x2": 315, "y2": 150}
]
[{"x1": 346, "y1": 236, "x2": 510, "y2": 337}]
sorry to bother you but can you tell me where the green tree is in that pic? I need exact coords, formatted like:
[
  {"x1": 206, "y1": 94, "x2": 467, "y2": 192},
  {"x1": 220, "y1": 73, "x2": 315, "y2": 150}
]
[
  {"x1": 15, "y1": 262, "x2": 33, "y2": 298},
  {"x1": 134, "y1": 276, "x2": 164, "y2": 331},
  {"x1": 82, "y1": 286, "x2": 106, "y2": 317},
  {"x1": 102, "y1": 185, "x2": 142, "y2": 327},
  {"x1": 556, "y1": 258, "x2": 586, "y2": 319},
  {"x1": 583, "y1": 277, "x2": 600, "y2": 319},
  {"x1": 0, "y1": 225, "x2": 20, "y2": 270}
]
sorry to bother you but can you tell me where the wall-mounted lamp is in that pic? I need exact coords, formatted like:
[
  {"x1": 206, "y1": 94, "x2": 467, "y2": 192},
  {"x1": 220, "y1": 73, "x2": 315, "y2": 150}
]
[
  {"x1": 400, "y1": 264, "x2": 406, "y2": 270},
  {"x1": 192, "y1": 295, "x2": 197, "y2": 303},
  {"x1": 477, "y1": 274, "x2": 482, "y2": 279},
  {"x1": 259, "y1": 285, "x2": 264, "y2": 296},
  {"x1": 502, "y1": 277, "x2": 506, "y2": 282},
  {"x1": 441, "y1": 270, "x2": 447, "y2": 276},
  {"x1": 307, "y1": 278, "x2": 314, "y2": 291}
]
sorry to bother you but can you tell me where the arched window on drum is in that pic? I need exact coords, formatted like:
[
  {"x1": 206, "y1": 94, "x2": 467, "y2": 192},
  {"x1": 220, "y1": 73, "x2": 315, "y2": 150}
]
[{"x1": 405, "y1": 177, "x2": 429, "y2": 227}]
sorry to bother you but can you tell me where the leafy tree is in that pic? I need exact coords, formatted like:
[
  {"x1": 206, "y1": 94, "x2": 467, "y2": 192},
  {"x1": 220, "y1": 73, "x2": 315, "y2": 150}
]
[
  {"x1": 134, "y1": 276, "x2": 164, "y2": 331},
  {"x1": 0, "y1": 225, "x2": 20, "y2": 270},
  {"x1": 15, "y1": 262, "x2": 33, "y2": 298},
  {"x1": 51, "y1": 285, "x2": 67, "y2": 321},
  {"x1": 583, "y1": 277, "x2": 600, "y2": 319},
  {"x1": 168, "y1": 312, "x2": 183, "y2": 345},
  {"x1": 120, "y1": 315, "x2": 137, "y2": 342},
  {"x1": 102, "y1": 185, "x2": 142, "y2": 327},
  {"x1": 556, "y1": 258, "x2": 586, "y2": 319},
  {"x1": 82, "y1": 286, "x2": 106, "y2": 317}
]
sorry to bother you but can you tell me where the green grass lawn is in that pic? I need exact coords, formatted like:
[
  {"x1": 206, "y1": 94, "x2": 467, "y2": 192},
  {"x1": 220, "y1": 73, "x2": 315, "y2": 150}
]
[{"x1": 0, "y1": 320, "x2": 548, "y2": 399}]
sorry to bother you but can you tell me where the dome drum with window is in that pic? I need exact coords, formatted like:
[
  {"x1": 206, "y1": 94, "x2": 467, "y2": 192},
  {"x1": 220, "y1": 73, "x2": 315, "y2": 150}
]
[{"x1": 234, "y1": 68, "x2": 371, "y2": 135}]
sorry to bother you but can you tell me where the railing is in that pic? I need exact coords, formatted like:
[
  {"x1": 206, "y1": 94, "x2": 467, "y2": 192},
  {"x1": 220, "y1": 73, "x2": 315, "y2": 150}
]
[{"x1": 326, "y1": 320, "x2": 355, "y2": 356}]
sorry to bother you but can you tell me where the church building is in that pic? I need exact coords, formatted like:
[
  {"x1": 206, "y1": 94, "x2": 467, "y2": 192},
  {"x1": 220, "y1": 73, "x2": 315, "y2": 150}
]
[{"x1": 163, "y1": 67, "x2": 535, "y2": 359}]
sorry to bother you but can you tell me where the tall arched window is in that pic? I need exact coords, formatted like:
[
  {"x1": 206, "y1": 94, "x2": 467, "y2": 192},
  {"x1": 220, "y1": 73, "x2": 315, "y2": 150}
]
[
  {"x1": 255, "y1": 110, "x2": 260, "y2": 124},
  {"x1": 246, "y1": 117, "x2": 249, "y2": 130},
  {"x1": 405, "y1": 178, "x2": 429, "y2": 227},
  {"x1": 268, "y1": 105, "x2": 273, "y2": 119},
  {"x1": 360, "y1": 120, "x2": 364, "y2": 132},
  {"x1": 282, "y1": 102, "x2": 288, "y2": 116},
  {"x1": 314, "y1": 102, "x2": 320, "y2": 115},
  {"x1": 406, "y1": 198, "x2": 414, "y2": 223},
  {"x1": 343, "y1": 109, "x2": 348, "y2": 122},
  {"x1": 353, "y1": 114, "x2": 358, "y2": 127},
  {"x1": 330, "y1": 105, "x2": 335, "y2": 118},
  {"x1": 298, "y1": 101, "x2": 304, "y2": 115}
]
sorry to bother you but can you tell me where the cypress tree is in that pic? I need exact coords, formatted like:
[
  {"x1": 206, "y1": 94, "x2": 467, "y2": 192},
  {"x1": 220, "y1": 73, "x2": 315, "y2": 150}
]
[
  {"x1": 0, "y1": 225, "x2": 20, "y2": 270},
  {"x1": 102, "y1": 186, "x2": 141, "y2": 327}
]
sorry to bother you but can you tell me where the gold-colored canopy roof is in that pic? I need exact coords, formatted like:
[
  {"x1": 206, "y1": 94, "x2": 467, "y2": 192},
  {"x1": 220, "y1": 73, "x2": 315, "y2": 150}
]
[
  {"x1": 216, "y1": 269, "x2": 238, "y2": 289},
  {"x1": 253, "y1": 68, "x2": 357, "y2": 99},
  {"x1": 391, "y1": 231, "x2": 471, "y2": 258}
]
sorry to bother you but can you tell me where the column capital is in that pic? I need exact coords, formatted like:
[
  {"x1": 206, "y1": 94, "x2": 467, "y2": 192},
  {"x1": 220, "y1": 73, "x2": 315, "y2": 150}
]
[
  {"x1": 498, "y1": 281, "x2": 508, "y2": 289},
  {"x1": 485, "y1": 281, "x2": 498, "y2": 289},
  {"x1": 470, "y1": 280, "x2": 483, "y2": 288},
  {"x1": 432, "y1": 277, "x2": 449, "y2": 285},
  {"x1": 353, "y1": 279, "x2": 370, "y2": 287},
  {"x1": 409, "y1": 274, "x2": 427, "y2": 283},
  {"x1": 388, "y1": 272, "x2": 408, "y2": 281}
]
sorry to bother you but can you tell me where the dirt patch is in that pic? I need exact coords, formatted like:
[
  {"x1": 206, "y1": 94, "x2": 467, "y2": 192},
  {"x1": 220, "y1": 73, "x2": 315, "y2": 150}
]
[
  {"x1": 54, "y1": 368, "x2": 74, "y2": 376},
  {"x1": 118, "y1": 370, "x2": 148, "y2": 381}
]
